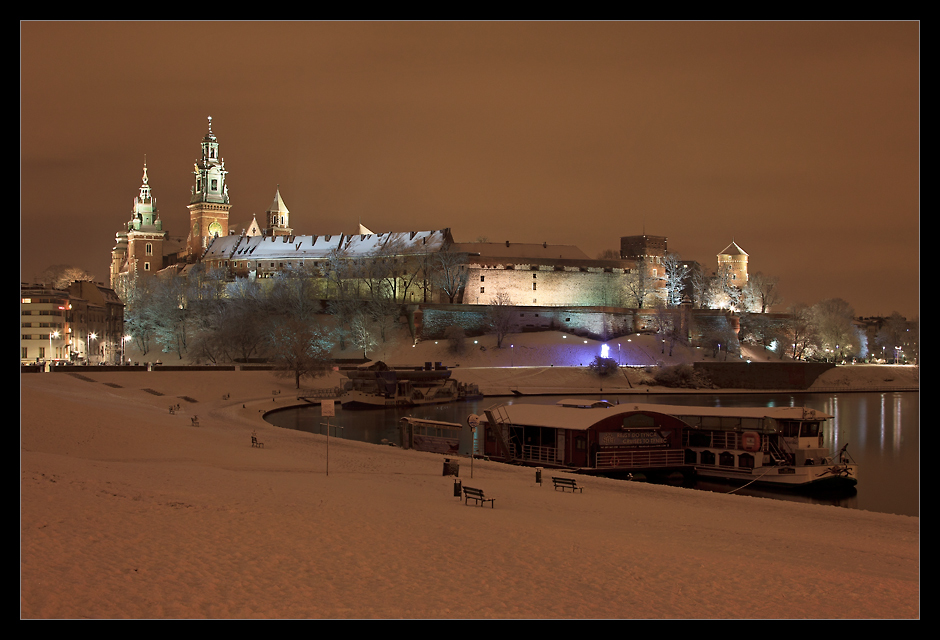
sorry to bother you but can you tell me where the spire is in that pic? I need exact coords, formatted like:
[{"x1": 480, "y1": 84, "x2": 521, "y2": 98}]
[{"x1": 269, "y1": 185, "x2": 289, "y2": 214}]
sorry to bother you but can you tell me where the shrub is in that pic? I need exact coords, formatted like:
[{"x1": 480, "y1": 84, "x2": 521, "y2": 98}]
[
  {"x1": 444, "y1": 325, "x2": 467, "y2": 355},
  {"x1": 652, "y1": 364, "x2": 712, "y2": 389},
  {"x1": 588, "y1": 355, "x2": 620, "y2": 376}
]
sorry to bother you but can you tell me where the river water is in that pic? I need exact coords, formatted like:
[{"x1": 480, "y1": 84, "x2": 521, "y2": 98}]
[{"x1": 265, "y1": 391, "x2": 919, "y2": 518}]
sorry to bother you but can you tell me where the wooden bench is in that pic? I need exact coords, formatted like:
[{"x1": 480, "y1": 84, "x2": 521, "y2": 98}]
[
  {"x1": 463, "y1": 486, "x2": 495, "y2": 508},
  {"x1": 251, "y1": 435, "x2": 264, "y2": 448},
  {"x1": 552, "y1": 477, "x2": 583, "y2": 493}
]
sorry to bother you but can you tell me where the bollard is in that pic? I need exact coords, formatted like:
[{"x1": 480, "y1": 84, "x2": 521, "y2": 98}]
[
  {"x1": 454, "y1": 478, "x2": 462, "y2": 497},
  {"x1": 536, "y1": 467, "x2": 543, "y2": 485}
]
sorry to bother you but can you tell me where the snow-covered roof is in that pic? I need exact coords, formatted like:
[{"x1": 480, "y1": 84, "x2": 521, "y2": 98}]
[
  {"x1": 719, "y1": 241, "x2": 748, "y2": 256},
  {"x1": 203, "y1": 229, "x2": 453, "y2": 262},
  {"x1": 487, "y1": 402, "x2": 832, "y2": 431}
]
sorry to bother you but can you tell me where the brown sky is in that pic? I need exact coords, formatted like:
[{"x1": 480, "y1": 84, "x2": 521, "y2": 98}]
[{"x1": 20, "y1": 21, "x2": 919, "y2": 318}]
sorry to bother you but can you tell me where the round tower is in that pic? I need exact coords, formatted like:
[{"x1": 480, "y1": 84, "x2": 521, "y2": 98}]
[{"x1": 717, "y1": 240, "x2": 748, "y2": 287}]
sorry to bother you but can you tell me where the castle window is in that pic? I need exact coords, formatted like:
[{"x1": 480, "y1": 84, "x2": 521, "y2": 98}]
[
  {"x1": 480, "y1": 287, "x2": 485, "y2": 294},
  {"x1": 146, "y1": 243, "x2": 153, "y2": 255},
  {"x1": 480, "y1": 276, "x2": 484, "y2": 282},
  {"x1": 533, "y1": 283, "x2": 537, "y2": 291},
  {"x1": 211, "y1": 179, "x2": 218, "y2": 191}
]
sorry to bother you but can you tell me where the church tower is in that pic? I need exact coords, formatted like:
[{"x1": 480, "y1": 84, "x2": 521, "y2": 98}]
[
  {"x1": 187, "y1": 116, "x2": 231, "y2": 260},
  {"x1": 265, "y1": 186, "x2": 293, "y2": 236},
  {"x1": 717, "y1": 240, "x2": 749, "y2": 287},
  {"x1": 111, "y1": 160, "x2": 168, "y2": 297}
]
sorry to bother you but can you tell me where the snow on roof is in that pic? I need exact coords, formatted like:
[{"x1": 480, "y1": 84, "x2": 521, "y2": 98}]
[
  {"x1": 487, "y1": 402, "x2": 832, "y2": 431},
  {"x1": 719, "y1": 240, "x2": 748, "y2": 256},
  {"x1": 203, "y1": 229, "x2": 451, "y2": 261}
]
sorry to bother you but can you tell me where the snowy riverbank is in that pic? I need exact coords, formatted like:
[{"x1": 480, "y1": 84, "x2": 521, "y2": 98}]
[{"x1": 21, "y1": 363, "x2": 919, "y2": 619}]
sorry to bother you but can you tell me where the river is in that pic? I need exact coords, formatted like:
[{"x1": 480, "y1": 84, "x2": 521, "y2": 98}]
[{"x1": 264, "y1": 391, "x2": 919, "y2": 518}]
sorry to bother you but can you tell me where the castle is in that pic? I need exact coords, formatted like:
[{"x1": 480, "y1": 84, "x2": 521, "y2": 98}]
[{"x1": 111, "y1": 118, "x2": 748, "y2": 311}]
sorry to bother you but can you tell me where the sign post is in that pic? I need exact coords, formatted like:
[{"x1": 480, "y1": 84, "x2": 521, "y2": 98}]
[
  {"x1": 322, "y1": 400, "x2": 335, "y2": 476},
  {"x1": 467, "y1": 414, "x2": 481, "y2": 479}
]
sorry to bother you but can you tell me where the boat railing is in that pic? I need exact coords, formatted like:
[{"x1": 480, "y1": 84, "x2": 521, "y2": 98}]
[
  {"x1": 596, "y1": 449, "x2": 685, "y2": 469},
  {"x1": 768, "y1": 438, "x2": 794, "y2": 466},
  {"x1": 510, "y1": 443, "x2": 562, "y2": 465}
]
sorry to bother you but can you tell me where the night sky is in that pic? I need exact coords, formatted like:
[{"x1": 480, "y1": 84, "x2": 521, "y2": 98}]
[{"x1": 21, "y1": 22, "x2": 919, "y2": 319}]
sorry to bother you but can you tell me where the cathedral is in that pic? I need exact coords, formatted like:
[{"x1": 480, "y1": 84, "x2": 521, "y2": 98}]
[{"x1": 110, "y1": 118, "x2": 749, "y2": 309}]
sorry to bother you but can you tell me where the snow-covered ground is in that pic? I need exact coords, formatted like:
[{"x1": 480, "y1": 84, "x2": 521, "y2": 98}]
[{"x1": 21, "y1": 329, "x2": 919, "y2": 618}]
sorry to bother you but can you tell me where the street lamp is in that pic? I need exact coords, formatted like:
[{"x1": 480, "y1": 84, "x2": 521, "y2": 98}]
[
  {"x1": 88, "y1": 332, "x2": 97, "y2": 364},
  {"x1": 49, "y1": 330, "x2": 59, "y2": 363}
]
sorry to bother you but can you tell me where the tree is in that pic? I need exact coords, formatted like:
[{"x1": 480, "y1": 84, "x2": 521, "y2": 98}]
[
  {"x1": 782, "y1": 303, "x2": 817, "y2": 360},
  {"x1": 36, "y1": 264, "x2": 95, "y2": 289},
  {"x1": 744, "y1": 271, "x2": 781, "y2": 313},
  {"x1": 266, "y1": 318, "x2": 333, "y2": 389},
  {"x1": 486, "y1": 291, "x2": 516, "y2": 348},
  {"x1": 431, "y1": 248, "x2": 468, "y2": 303},
  {"x1": 623, "y1": 257, "x2": 655, "y2": 309},
  {"x1": 660, "y1": 252, "x2": 690, "y2": 308},
  {"x1": 812, "y1": 298, "x2": 857, "y2": 360}
]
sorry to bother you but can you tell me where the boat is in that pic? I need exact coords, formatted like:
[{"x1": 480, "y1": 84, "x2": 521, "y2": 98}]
[
  {"x1": 340, "y1": 361, "x2": 483, "y2": 409},
  {"x1": 681, "y1": 405, "x2": 857, "y2": 490},
  {"x1": 474, "y1": 400, "x2": 857, "y2": 490}
]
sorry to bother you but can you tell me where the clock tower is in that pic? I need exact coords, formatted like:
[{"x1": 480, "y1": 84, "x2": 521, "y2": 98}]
[{"x1": 187, "y1": 116, "x2": 232, "y2": 260}]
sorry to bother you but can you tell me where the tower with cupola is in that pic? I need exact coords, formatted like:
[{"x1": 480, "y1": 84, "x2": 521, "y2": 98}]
[
  {"x1": 111, "y1": 160, "x2": 168, "y2": 298},
  {"x1": 187, "y1": 116, "x2": 232, "y2": 260}
]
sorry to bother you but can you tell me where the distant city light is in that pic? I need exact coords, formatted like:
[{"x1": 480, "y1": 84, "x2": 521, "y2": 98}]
[{"x1": 601, "y1": 344, "x2": 609, "y2": 358}]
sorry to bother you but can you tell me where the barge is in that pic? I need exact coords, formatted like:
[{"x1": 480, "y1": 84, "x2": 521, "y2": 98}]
[
  {"x1": 472, "y1": 400, "x2": 857, "y2": 490},
  {"x1": 341, "y1": 361, "x2": 482, "y2": 409}
]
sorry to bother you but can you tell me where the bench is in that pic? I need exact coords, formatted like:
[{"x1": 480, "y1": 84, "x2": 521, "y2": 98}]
[
  {"x1": 552, "y1": 477, "x2": 583, "y2": 493},
  {"x1": 251, "y1": 435, "x2": 264, "y2": 448},
  {"x1": 463, "y1": 486, "x2": 495, "y2": 508},
  {"x1": 190, "y1": 416, "x2": 199, "y2": 427}
]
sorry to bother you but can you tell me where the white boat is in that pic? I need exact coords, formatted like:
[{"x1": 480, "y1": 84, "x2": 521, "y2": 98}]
[
  {"x1": 340, "y1": 363, "x2": 482, "y2": 410},
  {"x1": 680, "y1": 405, "x2": 858, "y2": 490}
]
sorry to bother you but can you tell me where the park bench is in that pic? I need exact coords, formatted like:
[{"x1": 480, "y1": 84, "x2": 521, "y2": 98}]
[
  {"x1": 251, "y1": 435, "x2": 264, "y2": 448},
  {"x1": 463, "y1": 486, "x2": 495, "y2": 508},
  {"x1": 552, "y1": 477, "x2": 583, "y2": 493}
]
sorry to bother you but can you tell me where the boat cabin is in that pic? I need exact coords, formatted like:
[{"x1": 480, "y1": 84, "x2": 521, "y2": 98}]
[
  {"x1": 477, "y1": 400, "x2": 689, "y2": 473},
  {"x1": 399, "y1": 417, "x2": 463, "y2": 454}
]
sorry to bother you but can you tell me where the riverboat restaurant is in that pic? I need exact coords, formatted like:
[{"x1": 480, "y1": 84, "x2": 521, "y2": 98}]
[{"x1": 479, "y1": 400, "x2": 689, "y2": 473}]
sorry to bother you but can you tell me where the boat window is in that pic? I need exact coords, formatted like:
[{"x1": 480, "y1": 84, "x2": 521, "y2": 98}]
[
  {"x1": 778, "y1": 420, "x2": 800, "y2": 438},
  {"x1": 623, "y1": 414, "x2": 655, "y2": 429},
  {"x1": 800, "y1": 422, "x2": 820, "y2": 437}
]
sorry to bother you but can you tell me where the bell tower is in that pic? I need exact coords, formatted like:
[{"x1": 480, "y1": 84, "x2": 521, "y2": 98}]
[
  {"x1": 187, "y1": 116, "x2": 232, "y2": 260},
  {"x1": 265, "y1": 186, "x2": 293, "y2": 236}
]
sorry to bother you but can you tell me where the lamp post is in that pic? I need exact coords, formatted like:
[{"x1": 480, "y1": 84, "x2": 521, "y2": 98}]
[
  {"x1": 49, "y1": 330, "x2": 59, "y2": 364},
  {"x1": 88, "y1": 332, "x2": 97, "y2": 364}
]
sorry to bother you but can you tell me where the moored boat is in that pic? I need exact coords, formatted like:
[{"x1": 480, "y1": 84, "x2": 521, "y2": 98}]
[
  {"x1": 340, "y1": 361, "x2": 482, "y2": 409},
  {"x1": 474, "y1": 400, "x2": 857, "y2": 490}
]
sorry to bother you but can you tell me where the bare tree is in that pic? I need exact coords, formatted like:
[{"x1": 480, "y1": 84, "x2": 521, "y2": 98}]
[
  {"x1": 744, "y1": 271, "x2": 781, "y2": 313},
  {"x1": 783, "y1": 303, "x2": 817, "y2": 360},
  {"x1": 660, "y1": 252, "x2": 690, "y2": 308},
  {"x1": 486, "y1": 291, "x2": 516, "y2": 348},
  {"x1": 36, "y1": 264, "x2": 95, "y2": 289},
  {"x1": 623, "y1": 257, "x2": 655, "y2": 309},
  {"x1": 266, "y1": 318, "x2": 333, "y2": 389},
  {"x1": 431, "y1": 248, "x2": 468, "y2": 303}
]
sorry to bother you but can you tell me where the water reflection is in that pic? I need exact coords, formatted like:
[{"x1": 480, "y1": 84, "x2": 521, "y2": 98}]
[{"x1": 264, "y1": 391, "x2": 917, "y2": 518}]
